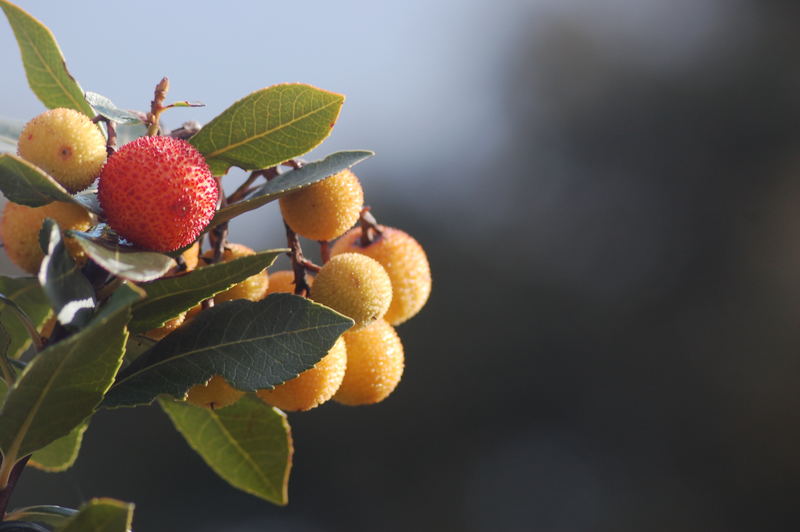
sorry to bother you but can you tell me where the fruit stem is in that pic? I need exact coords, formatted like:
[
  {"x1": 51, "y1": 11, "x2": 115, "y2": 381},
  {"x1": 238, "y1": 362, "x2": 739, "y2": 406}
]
[
  {"x1": 0, "y1": 455, "x2": 29, "y2": 521},
  {"x1": 358, "y1": 206, "x2": 383, "y2": 247},
  {"x1": 146, "y1": 77, "x2": 170, "y2": 136},
  {"x1": 284, "y1": 222, "x2": 317, "y2": 296},
  {"x1": 319, "y1": 240, "x2": 331, "y2": 264},
  {"x1": 92, "y1": 115, "x2": 117, "y2": 155},
  {"x1": 226, "y1": 167, "x2": 279, "y2": 204}
]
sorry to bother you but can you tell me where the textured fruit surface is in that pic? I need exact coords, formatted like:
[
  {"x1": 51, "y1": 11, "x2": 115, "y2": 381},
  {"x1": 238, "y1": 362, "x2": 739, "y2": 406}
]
[
  {"x1": 202, "y1": 243, "x2": 269, "y2": 302},
  {"x1": 144, "y1": 312, "x2": 186, "y2": 341},
  {"x1": 279, "y1": 169, "x2": 363, "y2": 241},
  {"x1": 332, "y1": 226, "x2": 431, "y2": 325},
  {"x1": 265, "y1": 270, "x2": 313, "y2": 296},
  {"x1": 97, "y1": 136, "x2": 218, "y2": 252},
  {"x1": 334, "y1": 320, "x2": 404, "y2": 406},
  {"x1": 0, "y1": 201, "x2": 92, "y2": 273},
  {"x1": 17, "y1": 108, "x2": 107, "y2": 193},
  {"x1": 311, "y1": 253, "x2": 392, "y2": 329},
  {"x1": 185, "y1": 375, "x2": 244, "y2": 409},
  {"x1": 256, "y1": 336, "x2": 347, "y2": 411}
]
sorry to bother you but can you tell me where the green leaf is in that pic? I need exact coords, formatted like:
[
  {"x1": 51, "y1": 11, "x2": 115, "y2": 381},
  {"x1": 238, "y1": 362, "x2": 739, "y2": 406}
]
[
  {"x1": 5, "y1": 505, "x2": 77, "y2": 528},
  {"x1": 0, "y1": 375, "x2": 7, "y2": 403},
  {"x1": 0, "y1": 1, "x2": 94, "y2": 117},
  {"x1": 67, "y1": 231, "x2": 176, "y2": 282},
  {"x1": 38, "y1": 219, "x2": 96, "y2": 330},
  {"x1": 189, "y1": 83, "x2": 344, "y2": 176},
  {"x1": 0, "y1": 285, "x2": 134, "y2": 460},
  {"x1": 85, "y1": 92, "x2": 141, "y2": 125},
  {"x1": 115, "y1": 122, "x2": 147, "y2": 146},
  {"x1": 0, "y1": 153, "x2": 76, "y2": 207},
  {"x1": 160, "y1": 394, "x2": 292, "y2": 505},
  {"x1": 72, "y1": 189, "x2": 103, "y2": 215},
  {"x1": 0, "y1": 116, "x2": 24, "y2": 151},
  {"x1": 123, "y1": 334, "x2": 155, "y2": 365},
  {"x1": 129, "y1": 249, "x2": 283, "y2": 332},
  {"x1": 104, "y1": 294, "x2": 353, "y2": 408},
  {"x1": 0, "y1": 276, "x2": 51, "y2": 359},
  {"x1": 29, "y1": 418, "x2": 88, "y2": 472},
  {"x1": 56, "y1": 498, "x2": 133, "y2": 532},
  {"x1": 210, "y1": 150, "x2": 374, "y2": 228}
]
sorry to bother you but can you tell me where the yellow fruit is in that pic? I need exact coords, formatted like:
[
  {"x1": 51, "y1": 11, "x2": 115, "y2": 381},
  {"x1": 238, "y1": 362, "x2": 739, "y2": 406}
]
[
  {"x1": 279, "y1": 169, "x2": 364, "y2": 241},
  {"x1": 185, "y1": 375, "x2": 244, "y2": 409},
  {"x1": 144, "y1": 312, "x2": 186, "y2": 341},
  {"x1": 265, "y1": 270, "x2": 313, "y2": 296},
  {"x1": 310, "y1": 253, "x2": 392, "y2": 329},
  {"x1": 331, "y1": 226, "x2": 431, "y2": 325},
  {"x1": 334, "y1": 320, "x2": 403, "y2": 406},
  {"x1": 1, "y1": 201, "x2": 92, "y2": 273},
  {"x1": 202, "y1": 243, "x2": 269, "y2": 303},
  {"x1": 256, "y1": 336, "x2": 347, "y2": 411},
  {"x1": 17, "y1": 108, "x2": 107, "y2": 193}
]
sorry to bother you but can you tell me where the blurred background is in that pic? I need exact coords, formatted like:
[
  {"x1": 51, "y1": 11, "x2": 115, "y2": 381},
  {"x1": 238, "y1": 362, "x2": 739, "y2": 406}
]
[{"x1": 3, "y1": 0, "x2": 800, "y2": 530}]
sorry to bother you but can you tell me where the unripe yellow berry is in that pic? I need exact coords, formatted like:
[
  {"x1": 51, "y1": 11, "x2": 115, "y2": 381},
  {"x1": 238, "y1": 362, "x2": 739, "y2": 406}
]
[
  {"x1": 144, "y1": 312, "x2": 186, "y2": 341},
  {"x1": 1, "y1": 201, "x2": 92, "y2": 273},
  {"x1": 311, "y1": 253, "x2": 392, "y2": 329},
  {"x1": 265, "y1": 270, "x2": 313, "y2": 296},
  {"x1": 256, "y1": 336, "x2": 347, "y2": 411},
  {"x1": 334, "y1": 320, "x2": 404, "y2": 406},
  {"x1": 185, "y1": 375, "x2": 244, "y2": 410},
  {"x1": 202, "y1": 243, "x2": 269, "y2": 303},
  {"x1": 17, "y1": 108, "x2": 107, "y2": 193},
  {"x1": 331, "y1": 226, "x2": 431, "y2": 325},
  {"x1": 279, "y1": 169, "x2": 364, "y2": 241}
]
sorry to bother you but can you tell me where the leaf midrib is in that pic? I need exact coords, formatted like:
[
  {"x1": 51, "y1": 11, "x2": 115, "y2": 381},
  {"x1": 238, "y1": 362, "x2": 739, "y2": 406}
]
[
  {"x1": 114, "y1": 321, "x2": 346, "y2": 388},
  {"x1": 203, "y1": 98, "x2": 341, "y2": 160}
]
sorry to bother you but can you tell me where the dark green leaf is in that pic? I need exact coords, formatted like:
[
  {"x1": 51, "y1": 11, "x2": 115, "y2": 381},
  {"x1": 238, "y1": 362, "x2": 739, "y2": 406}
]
[
  {"x1": 0, "y1": 277, "x2": 51, "y2": 359},
  {"x1": 85, "y1": 92, "x2": 141, "y2": 125},
  {"x1": 0, "y1": 154, "x2": 76, "y2": 207},
  {"x1": 104, "y1": 294, "x2": 353, "y2": 408},
  {"x1": 67, "y1": 231, "x2": 176, "y2": 282},
  {"x1": 5, "y1": 506, "x2": 77, "y2": 529},
  {"x1": 29, "y1": 419, "x2": 88, "y2": 472},
  {"x1": 189, "y1": 84, "x2": 344, "y2": 176},
  {"x1": 0, "y1": 1, "x2": 94, "y2": 117},
  {"x1": 160, "y1": 394, "x2": 292, "y2": 505},
  {"x1": 0, "y1": 376, "x2": 7, "y2": 403},
  {"x1": 129, "y1": 249, "x2": 283, "y2": 332},
  {"x1": 56, "y1": 498, "x2": 133, "y2": 532},
  {"x1": 123, "y1": 334, "x2": 155, "y2": 365},
  {"x1": 211, "y1": 150, "x2": 374, "y2": 228},
  {"x1": 0, "y1": 117, "x2": 24, "y2": 150},
  {"x1": 0, "y1": 286, "x2": 134, "y2": 460},
  {"x1": 38, "y1": 220, "x2": 95, "y2": 329}
]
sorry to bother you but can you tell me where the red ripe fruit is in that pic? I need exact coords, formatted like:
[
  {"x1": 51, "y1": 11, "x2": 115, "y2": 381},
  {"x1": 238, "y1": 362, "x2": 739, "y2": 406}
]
[{"x1": 98, "y1": 136, "x2": 218, "y2": 252}]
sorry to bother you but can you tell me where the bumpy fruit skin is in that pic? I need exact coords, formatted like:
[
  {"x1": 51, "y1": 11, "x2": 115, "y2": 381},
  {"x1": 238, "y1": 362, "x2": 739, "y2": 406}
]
[
  {"x1": 279, "y1": 169, "x2": 364, "y2": 241},
  {"x1": 0, "y1": 201, "x2": 92, "y2": 273},
  {"x1": 265, "y1": 270, "x2": 313, "y2": 296},
  {"x1": 332, "y1": 226, "x2": 431, "y2": 325},
  {"x1": 202, "y1": 243, "x2": 269, "y2": 302},
  {"x1": 256, "y1": 336, "x2": 347, "y2": 411},
  {"x1": 185, "y1": 375, "x2": 244, "y2": 409},
  {"x1": 97, "y1": 136, "x2": 218, "y2": 252},
  {"x1": 311, "y1": 253, "x2": 392, "y2": 329},
  {"x1": 334, "y1": 320, "x2": 404, "y2": 406},
  {"x1": 17, "y1": 108, "x2": 107, "y2": 193}
]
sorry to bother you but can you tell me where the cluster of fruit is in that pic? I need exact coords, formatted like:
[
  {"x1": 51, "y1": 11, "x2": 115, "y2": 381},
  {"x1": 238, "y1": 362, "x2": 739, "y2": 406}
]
[{"x1": 1, "y1": 107, "x2": 431, "y2": 413}]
